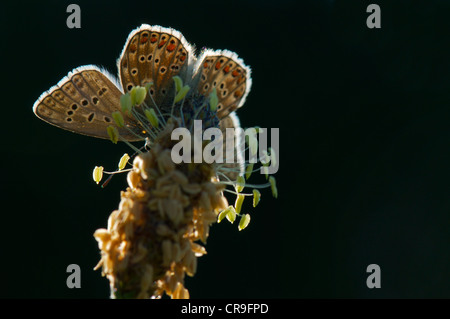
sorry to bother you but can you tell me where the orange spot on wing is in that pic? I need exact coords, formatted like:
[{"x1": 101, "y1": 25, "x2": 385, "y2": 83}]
[
  {"x1": 130, "y1": 43, "x2": 137, "y2": 52},
  {"x1": 180, "y1": 55, "x2": 186, "y2": 62},
  {"x1": 234, "y1": 90, "x2": 243, "y2": 98},
  {"x1": 232, "y1": 70, "x2": 239, "y2": 77},
  {"x1": 140, "y1": 36, "x2": 148, "y2": 44},
  {"x1": 158, "y1": 40, "x2": 167, "y2": 48},
  {"x1": 167, "y1": 43, "x2": 176, "y2": 52},
  {"x1": 203, "y1": 62, "x2": 209, "y2": 68},
  {"x1": 150, "y1": 36, "x2": 158, "y2": 43},
  {"x1": 215, "y1": 61, "x2": 221, "y2": 70},
  {"x1": 223, "y1": 66, "x2": 230, "y2": 73},
  {"x1": 237, "y1": 75, "x2": 246, "y2": 84}
]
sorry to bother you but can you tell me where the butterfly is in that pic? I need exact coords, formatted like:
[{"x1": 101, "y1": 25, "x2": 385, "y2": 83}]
[{"x1": 33, "y1": 24, "x2": 251, "y2": 177}]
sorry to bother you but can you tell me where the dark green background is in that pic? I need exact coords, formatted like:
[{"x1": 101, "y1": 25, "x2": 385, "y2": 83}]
[{"x1": 1, "y1": 0, "x2": 449, "y2": 298}]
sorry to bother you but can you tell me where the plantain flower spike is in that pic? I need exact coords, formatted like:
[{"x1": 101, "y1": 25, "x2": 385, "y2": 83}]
[
  {"x1": 94, "y1": 120, "x2": 229, "y2": 299},
  {"x1": 94, "y1": 80, "x2": 279, "y2": 299}
]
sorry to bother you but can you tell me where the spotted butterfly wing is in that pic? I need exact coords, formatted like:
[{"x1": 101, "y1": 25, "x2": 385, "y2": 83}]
[
  {"x1": 193, "y1": 50, "x2": 252, "y2": 119},
  {"x1": 118, "y1": 25, "x2": 194, "y2": 109},
  {"x1": 218, "y1": 112, "x2": 246, "y2": 180},
  {"x1": 192, "y1": 50, "x2": 251, "y2": 179},
  {"x1": 33, "y1": 66, "x2": 144, "y2": 141}
]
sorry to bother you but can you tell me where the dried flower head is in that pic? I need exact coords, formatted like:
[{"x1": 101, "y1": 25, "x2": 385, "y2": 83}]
[
  {"x1": 92, "y1": 78, "x2": 278, "y2": 298},
  {"x1": 94, "y1": 119, "x2": 229, "y2": 298}
]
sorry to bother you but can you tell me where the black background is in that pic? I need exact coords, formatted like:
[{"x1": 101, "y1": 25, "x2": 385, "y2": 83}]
[{"x1": 1, "y1": 0, "x2": 449, "y2": 298}]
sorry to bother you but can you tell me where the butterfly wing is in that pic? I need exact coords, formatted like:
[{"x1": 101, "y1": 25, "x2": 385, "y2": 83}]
[
  {"x1": 117, "y1": 24, "x2": 195, "y2": 108},
  {"x1": 219, "y1": 112, "x2": 245, "y2": 181},
  {"x1": 33, "y1": 65, "x2": 144, "y2": 141},
  {"x1": 193, "y1": 49, "x2": 252, "y2": 119}
]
